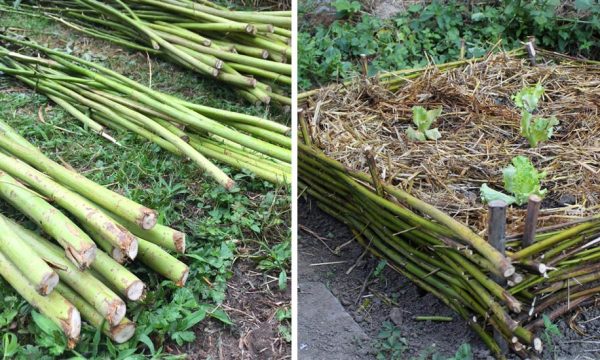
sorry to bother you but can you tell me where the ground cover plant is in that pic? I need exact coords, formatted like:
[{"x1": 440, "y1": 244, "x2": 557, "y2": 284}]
[
  {"x1": 0, "y1": 8, "x2": 291, "y2": 359},
  {"x1": 299, "y1": 0, "x2": 600, "y2": 89}
]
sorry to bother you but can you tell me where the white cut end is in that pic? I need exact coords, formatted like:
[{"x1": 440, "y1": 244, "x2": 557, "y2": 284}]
[
  {"x1": 111, "y1": 247, "x2": 126, "y2": 264},
  {"x1": 534, "y1": 338, "x2": 543, "y2": 353},
  {"x1": 512, "y1": 273, "x2": 524, "y2": 284},
  {"x1": 538, "y1": 264, "x2": 547, "y2": 274},
  {"x1": 39, "y1": 272, "x2": 60, "y2": 296},
  {"x1": 68, "y1": 308, "x2": 81, "y2": 340},
  {"x1": 127, "y1": 239, "x2": 138, "y2": 260},
  {"x1": 177, "y1": 267, "x2": 190, "y2": 287},
  {"x1": 141, "y1": 211, "x2": 158, "y2": 230},
  {"x1": 126, "y1": 281, "x2": 145, "y2": 301},
  {"x1": 215, "y1": 60, "x2": 224, "y2": 70},
  {"x1": 514, "y1": 342, "x2": 523, "y2": 352},
  {"x1": 511, "y1": 336, "x2": 518, "y2": 344},
  {"x1": 112, "y1": 322, "x2": 136, "y2": 344},
  {"x1": 261, "y1": 50, "x2": 269, "y2": 59},
  {"x1": 110, "y1": 301, "x2": 127, "y2": 326},
  {"x1": 504, "y1": 265, "x2": 516, "y2": 278}
]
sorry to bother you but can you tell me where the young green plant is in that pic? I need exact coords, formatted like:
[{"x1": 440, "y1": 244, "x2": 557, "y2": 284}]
[
  {"x1": 513, "y1": 83, "x2": 559, "y2": 147},
  {"x1": 406, "y1": 106, "x2": 442, "y2": 141},
  {"x1": 480, "y1": 156, "x2": 547, "y2": 206}
]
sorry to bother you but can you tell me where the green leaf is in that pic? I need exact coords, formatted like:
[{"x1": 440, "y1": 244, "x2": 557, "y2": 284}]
[
  {"x1": 503, "y1": 156, "x2": 547, "y2": 205},
  {"x1": 480, "y1": 184, "x2": 516, "y2": 205},
  {"x1": 574, "y1": 0, "x2": 592, "y2": 11},
  {"x1": 528, "y1": 116, "x2": 559, "y2": 147},
  {"x1": 424, "y1": 128, "x2": 441, "y2": 140},
  {"x1": 412, "y1": 106, "x2": 428, "y2": 128},
  {"x1": 31, "y1": 311, "x2": 61, "y2": 336},
  {"x1": 406, "y1": 126, "x2": 425, "y2": 141},
  {"x1": 512, "y1": 83, "x2": 545, "y2": 112},
  {"x1": 278, "y1": 270, "x2": 288, "y2": 290},
  {"x1": 138, "y1": 333, "x2": 155, "y2": 355},
  {"x1": 1, "y1": 333, "x2": 18, "y2": 358},
  {"x1": 451, "y1": 343, "x2": 473, "y2": 360},
  {"x1": 208, "y1": 307, "x2": 233, "y2": 325}
]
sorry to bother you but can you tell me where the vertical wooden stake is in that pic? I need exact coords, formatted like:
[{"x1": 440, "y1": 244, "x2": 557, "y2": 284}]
[
  {"x1": 360, "y1": 54, "x2": 368, "y2": 78},
  {"x1": 366, "y1": 150, "x2": 383, "y2": 197},
  {"x1": 522, "y1": 195, "x2": 541, "y2": 248},
  {"x1": 488, "y1": 199, "x2": 509, "y2": 354},
  {"x1": 298, "y1": 108, "x2": 312, "y2": 146},
  {"x1": 526, "y1": 36, "x2": 537, "y2": 66},
  {"x1": 459, "y1": 38, "x2": 466, "y2": 60}
]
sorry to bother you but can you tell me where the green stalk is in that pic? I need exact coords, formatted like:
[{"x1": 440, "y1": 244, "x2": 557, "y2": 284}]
[
  {"x1": 137, "y1": 237, "x2": 189, "y2": 286},
  {"x1": 0, "y1": 215, "x2": 59, "y2": 295},
  {"x1": 0, "y1": 250, "x2": 81, "y2": 340},
  {"x1": 16, "y1": 226, "x2": 127, "y2": 326},
  {"x1": 0, "y1": 119, "x2": 158, "y2": 229},
  {"x1": 174, "y1": 22, "x2": 255, "y2": 33},
  {"x1": 0, "y1": 152, "x2": 138, "y2": 256},
  {"x1": 55, "y1": 283, "x2": 135, "y2": 344},
  {"x1": 0, "y1": 170, "x2": 97, "y2": 268}
]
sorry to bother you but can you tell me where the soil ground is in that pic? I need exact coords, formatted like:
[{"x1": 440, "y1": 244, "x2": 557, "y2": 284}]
[
  {"x1": 181, "y1": 255, "x2": 291, "y2": 359},
  {"x1": 298, "y1": 197, "x2": 600, "y2": 360}
]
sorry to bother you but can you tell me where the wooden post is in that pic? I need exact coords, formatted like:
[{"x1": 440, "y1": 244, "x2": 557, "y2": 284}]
[
  {"x1": 526, "y1": 36, "x2": 537, "y2": 66},
  {"x1": 522, "y1": 195, "x2": 541, "y2": 248},
  {"x1": 488, "y1": 200, "x2": 509, "y2": 354},
  {"x1": 298, "y1": 108, "x2": 312, "y2": 146},
  {"x1": 365, "y1": 149, "x2": 383, "y2": 197},
  {"x1": 359, "y1": 54, "x2": 368, "y2": 78}
]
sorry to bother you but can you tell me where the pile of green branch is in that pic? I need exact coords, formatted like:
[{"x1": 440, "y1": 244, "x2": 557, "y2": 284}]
[
  {"x1": 0, "y1": 118, "x2": 189, "y2": 345},
  {"x1": 0, "y1": 35, "x2": 291, "y2": 188},
  {"x1": 299, "y1": 50, "x2": 600, "y2": 359},
  {"x1": 26, "y1": 0, "x2": 291, "y2": 105}
]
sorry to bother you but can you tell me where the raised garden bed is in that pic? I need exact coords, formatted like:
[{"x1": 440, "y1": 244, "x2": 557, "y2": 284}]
[{"x1": 299, "y1": 47, "x2": 600, "y2": 358}]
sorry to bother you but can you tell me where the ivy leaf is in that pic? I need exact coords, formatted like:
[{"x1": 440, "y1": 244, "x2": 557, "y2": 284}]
[
  {"x1": 574, "y1": 0, "x2": 592, "y2": 11},
  {"x1": 503, "y1": 156, "x2": 547, "y2": 205}
]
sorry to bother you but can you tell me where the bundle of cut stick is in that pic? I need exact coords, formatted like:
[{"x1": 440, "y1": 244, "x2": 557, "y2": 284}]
[
  {"x1": 24, "y1": 0, "x2": 292, "y2": 105},
  {"x1": 0, "y1": 36, "x2": 291, "y2": 188},
  {"x1": 0, "y1": 119, "x2": 188, "y2": 345}
]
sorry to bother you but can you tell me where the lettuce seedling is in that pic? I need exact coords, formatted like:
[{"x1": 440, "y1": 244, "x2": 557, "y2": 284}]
[
  {"x1": 406, "y1": 106, "x2": 442, "y2": 141},
  {"x1": 480, "y1": 156, "x2": 547, "y2": 206},
  {"x1": 520, "y1": 111, "x2": 559, "y2": 147},
  {"x1": 512, "y1": 83, "x2": 544, "y2": 113}
]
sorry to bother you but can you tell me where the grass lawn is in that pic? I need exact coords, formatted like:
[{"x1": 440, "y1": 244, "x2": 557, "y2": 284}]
[{"x1": 0, "y1": 10, "x2": 291, "y2": 359}]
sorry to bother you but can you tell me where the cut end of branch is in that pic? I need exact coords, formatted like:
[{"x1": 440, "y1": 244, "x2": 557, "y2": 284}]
[
  {"x1": 503, "y1": 263, "x2": 516, "y2": 278},
  {"x1": 224, "y1": 178, "x2": 236, "y2": 191},
  {"x1": 534, "y1": 338, "x2": 543, "y2": 353},
  {"x1": 126, "y1": 280, "x2": 145, "y2": 301},
  {"x1": 111, "y1": 319, "x2": 136, "y2": 344},
  {"x1": 108, "y1": 300, "x2": 127, "y2": 327},
  {"x1": 126, "y1": 238, "x2": 139, "y2": 260},
  {"x1": 61, "y1": 307, "x2": 81, "y2": 341},
  {"x1": 176, "y1": 267, "x2": 190, "y2": 287},
  {"x1": 174, "y1": 231, "x2": 186, "y2": 254},
  {"x1": 66, "y1": 244, "x2": 97, "y2": 270},
  {"x1": 141, "y1": 210, "x2": 158, "y2": 230},
  {"x1": 37, "y1": 271, "x2": 59, "y2": 296}
]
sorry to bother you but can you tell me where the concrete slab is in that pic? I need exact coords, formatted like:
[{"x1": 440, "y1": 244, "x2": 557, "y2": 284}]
[{"x1": 298, "y1": 282, "x2": 372, "y2": 359}]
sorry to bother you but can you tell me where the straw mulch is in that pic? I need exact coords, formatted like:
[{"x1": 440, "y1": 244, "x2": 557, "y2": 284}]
[{"x1": 307, "y1": 52, "x2": 600, "y2": 235}]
